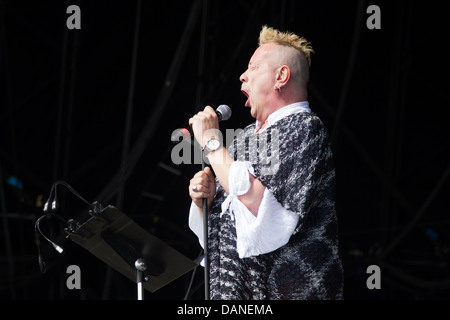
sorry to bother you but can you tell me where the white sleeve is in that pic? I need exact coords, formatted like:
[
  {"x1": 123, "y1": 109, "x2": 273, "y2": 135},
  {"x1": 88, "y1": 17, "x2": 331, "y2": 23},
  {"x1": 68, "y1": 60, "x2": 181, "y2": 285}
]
[
  {"x1": 188, "y1": 201, "x2": 205, "y2": 249},
  {"x1": 228, "y1": 161, "x2": 299, "y2": 258},
  {"x1": 188, "y1": 161, "x2": 299, "y2": 260},
  {"x1": 188, "y1": 201, "x2": 208, "y2": 267},
  {"x1": 233, "y1": 187, "x2": 299, "y2": 258}
]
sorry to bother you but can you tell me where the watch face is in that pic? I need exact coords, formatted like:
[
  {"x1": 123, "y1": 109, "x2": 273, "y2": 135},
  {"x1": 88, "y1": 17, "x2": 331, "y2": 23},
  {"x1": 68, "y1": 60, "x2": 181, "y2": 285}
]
[{"x1": 207, "y1": 139, "x2": 220, "y2": 150}]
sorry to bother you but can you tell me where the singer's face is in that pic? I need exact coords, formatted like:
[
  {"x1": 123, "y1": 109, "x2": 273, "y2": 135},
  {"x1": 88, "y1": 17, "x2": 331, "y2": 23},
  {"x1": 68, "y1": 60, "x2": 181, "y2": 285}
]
[{"x1": 240, "y1": 44, "x2": 278, "y2": 122}]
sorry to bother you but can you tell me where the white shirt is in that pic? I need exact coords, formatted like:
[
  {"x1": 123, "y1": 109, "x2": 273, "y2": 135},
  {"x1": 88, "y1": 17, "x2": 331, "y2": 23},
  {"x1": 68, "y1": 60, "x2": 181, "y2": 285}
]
[{"x1": 188, "y1": 101, "x2": 311, "y2": 259}]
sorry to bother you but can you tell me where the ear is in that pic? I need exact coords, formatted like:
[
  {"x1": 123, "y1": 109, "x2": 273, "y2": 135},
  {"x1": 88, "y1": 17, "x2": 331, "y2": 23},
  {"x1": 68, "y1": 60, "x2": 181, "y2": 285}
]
[{"x1": 275, "y1": 65, "x2": 290, "y2": 88}]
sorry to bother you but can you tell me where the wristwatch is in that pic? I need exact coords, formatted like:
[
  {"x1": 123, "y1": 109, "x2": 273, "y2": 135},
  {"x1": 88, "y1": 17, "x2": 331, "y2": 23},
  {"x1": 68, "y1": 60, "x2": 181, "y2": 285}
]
[{"x1": 204, "y1": 137, "x2": 221, "y2": 157}]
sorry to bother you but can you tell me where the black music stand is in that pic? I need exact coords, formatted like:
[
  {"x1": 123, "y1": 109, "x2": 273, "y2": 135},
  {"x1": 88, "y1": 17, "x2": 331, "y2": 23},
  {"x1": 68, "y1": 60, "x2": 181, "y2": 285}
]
[{"x1": 64, "y1": 205, "x2": 197, "y2": 300}]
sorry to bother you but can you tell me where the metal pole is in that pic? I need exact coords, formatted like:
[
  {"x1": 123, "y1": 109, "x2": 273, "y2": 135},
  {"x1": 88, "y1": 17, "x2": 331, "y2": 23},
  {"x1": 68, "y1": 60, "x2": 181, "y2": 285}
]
[
  {"x1": 201, "y1": 150, "x2": 209, "y2": 300},
  {"x1": 137, "y1": 281, "x2": 144, "y2": 301},
  {"x1": 135, "y1": 258, "x2": 147, "y2": 301}
]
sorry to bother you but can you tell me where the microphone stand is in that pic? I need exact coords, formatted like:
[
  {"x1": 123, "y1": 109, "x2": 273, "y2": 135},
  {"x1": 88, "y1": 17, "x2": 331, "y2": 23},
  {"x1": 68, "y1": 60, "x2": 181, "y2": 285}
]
[{"x1": 201, "y1": 148, "x2": 210, "y2": 300}]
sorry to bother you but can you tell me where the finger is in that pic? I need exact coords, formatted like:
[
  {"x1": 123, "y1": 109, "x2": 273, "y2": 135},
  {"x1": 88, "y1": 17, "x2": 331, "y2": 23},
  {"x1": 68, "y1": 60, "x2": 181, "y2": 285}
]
[
  {"x1": 190, "y1": 177, "x2": 210, "y2": 192},
  {"x1": 194, "y1": 113, "x2": 206, "y2": 119},
  {"x1": 192, "y1": 171, "x2": 214, "y2": 189},
  {"x1": 204, "y1": 105, "x2": 215, "y2": 114},
  {"x1": 189, "y1": 186, "x2": 210, "y2": 200},
  {"x1": 193, "y1": 170, "x2": 207, "y2": 179},
  {"x1": 191, "y1": 184, "x2": 207, "y2": 194},
  {"x1": 189, "y1": 112, "x2": 205, "y2": 125},
  {"x1": 192, "y1": 174, "x2": 207, "y2": 184},
  {"x1": 203, "y1": 167, "x2": 215, "y2": 181}
]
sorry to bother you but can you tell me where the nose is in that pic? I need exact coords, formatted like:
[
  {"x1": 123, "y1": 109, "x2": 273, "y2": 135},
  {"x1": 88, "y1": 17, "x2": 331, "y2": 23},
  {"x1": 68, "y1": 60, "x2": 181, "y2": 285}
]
[{"x1": 239, "y1": 70, "x2": 247, "y2": 83}]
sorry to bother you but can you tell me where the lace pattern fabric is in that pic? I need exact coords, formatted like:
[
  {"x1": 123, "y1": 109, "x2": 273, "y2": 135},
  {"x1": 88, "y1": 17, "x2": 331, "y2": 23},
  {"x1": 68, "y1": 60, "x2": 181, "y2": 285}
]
[{"x1": 207, "y1": 112, "x2": 344, "y2": 300}]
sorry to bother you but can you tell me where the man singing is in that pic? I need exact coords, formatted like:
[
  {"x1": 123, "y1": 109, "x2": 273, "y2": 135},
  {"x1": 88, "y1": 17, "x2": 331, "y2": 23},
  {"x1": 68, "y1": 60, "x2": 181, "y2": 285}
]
[{"x1": 187, "y1": 25, "x2": 343, "y2": 300}]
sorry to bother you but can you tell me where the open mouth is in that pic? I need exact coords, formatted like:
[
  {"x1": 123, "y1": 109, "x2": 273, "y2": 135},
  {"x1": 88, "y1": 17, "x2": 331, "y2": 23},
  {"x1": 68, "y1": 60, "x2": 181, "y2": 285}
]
[{"x1": 241, "y1": 89, "x2": 249, "y2": 107}]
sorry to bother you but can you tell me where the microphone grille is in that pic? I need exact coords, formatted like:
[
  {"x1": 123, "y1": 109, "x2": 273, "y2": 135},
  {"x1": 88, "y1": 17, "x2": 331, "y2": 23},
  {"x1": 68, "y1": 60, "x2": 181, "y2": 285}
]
[{"x1": 217, "y1": 104, "x2": 232, "y2": 121}]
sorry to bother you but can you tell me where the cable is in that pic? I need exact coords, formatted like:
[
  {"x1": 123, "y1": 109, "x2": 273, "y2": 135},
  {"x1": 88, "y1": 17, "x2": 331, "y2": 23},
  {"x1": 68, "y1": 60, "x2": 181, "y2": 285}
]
[
  {"x1": 36, "y1": 180, "x2": 101, "y2": 273},
  {"x1": 34, "y1": 213, "x2": 67, "y2": 273},
  {"x1": 43, "y1": 180, "x2": 92, "y2": 213}
]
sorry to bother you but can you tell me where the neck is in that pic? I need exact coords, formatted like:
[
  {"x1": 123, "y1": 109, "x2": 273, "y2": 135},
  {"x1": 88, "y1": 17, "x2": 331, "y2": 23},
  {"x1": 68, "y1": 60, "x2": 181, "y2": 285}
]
[
  {"x1": 256, "y1": 83, "x2": 308, "y2": 123},
  {"x1": 256, "y1": 119, "x2": 269, "y2": 134},
  {"x1": 258, "y1": 96, "x2": 305, "y2": 123}
]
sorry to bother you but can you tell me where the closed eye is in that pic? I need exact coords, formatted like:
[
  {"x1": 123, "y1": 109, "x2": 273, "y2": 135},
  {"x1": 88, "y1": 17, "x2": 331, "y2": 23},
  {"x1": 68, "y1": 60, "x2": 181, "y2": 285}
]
[{"x1": 248, "y1": 62, "x2": 258, "y2": 71}]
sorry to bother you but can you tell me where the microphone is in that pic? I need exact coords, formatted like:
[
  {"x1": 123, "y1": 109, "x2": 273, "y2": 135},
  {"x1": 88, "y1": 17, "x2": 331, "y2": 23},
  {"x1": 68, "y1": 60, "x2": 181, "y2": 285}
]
[
  {"x1": 215, "y1": 104, "x2": 232, "y2": 121},
  {"x1": 171, "y1": 105, "x2": 232, "y2": 142}
]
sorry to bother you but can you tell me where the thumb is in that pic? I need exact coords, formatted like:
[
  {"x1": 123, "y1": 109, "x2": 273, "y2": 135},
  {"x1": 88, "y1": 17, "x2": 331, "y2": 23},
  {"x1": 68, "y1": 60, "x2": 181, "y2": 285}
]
[{"x1": 204, "y1": 166, "x2": 214, "y2": 181}]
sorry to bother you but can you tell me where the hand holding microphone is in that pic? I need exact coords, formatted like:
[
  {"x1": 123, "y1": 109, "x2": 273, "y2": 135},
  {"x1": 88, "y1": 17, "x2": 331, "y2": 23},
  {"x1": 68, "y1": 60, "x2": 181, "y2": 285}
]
[
  {"x1": 171, "y1": 105, "x2": 231, "y2": 144},
  {"x1": 188, "y1": 105, "x2": 227, "y2": 148}
]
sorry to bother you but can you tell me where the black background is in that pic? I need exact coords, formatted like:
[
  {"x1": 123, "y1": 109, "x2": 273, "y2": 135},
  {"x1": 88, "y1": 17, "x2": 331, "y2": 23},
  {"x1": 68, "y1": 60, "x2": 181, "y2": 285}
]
[{"x1": 1, "y1": 0, "x2": 449, "y2": 300}]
